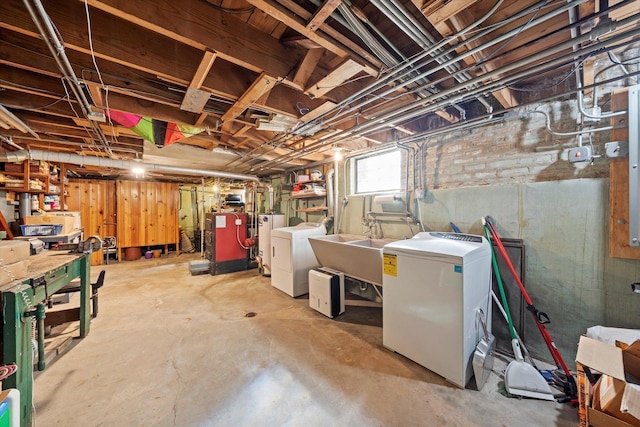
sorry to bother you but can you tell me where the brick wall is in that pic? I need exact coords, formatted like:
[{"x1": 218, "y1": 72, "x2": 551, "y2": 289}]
[{"x1": 422, "y1": 100, "x2": 611, "y2": 189}]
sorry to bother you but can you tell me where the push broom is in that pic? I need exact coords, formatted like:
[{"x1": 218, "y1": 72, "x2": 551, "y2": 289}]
[
  {"x1": 482, "y1": 218, "x2": 555, "y2": 400},
  {"x1": 484, "y1": 216, "x2": 577, "y2": 400}
]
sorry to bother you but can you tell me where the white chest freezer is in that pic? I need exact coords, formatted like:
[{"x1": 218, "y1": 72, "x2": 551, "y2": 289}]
[
  {"x1": 258, "y1": 214, "x2": 285, "y2": 276},
  {"x1": 382, "y1": 232, "x2": 492, "y2": 388},
  {"x1": 271, "y1": 223, "x2": 326, "y2": 297}
]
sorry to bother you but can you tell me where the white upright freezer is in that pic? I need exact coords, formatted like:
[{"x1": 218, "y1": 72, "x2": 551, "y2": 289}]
[
  {"x1": 271, "y1": 223, "x2": 326, "y2": 297},
  {"x1": 382, "y1": 232, "x2": 491, "y2": 388}
]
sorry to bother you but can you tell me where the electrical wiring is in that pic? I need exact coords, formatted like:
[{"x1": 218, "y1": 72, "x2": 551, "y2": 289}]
[
  {"x1": 608, "y1": 51, "x2": 640, "y2": 65},
  {"x1": 475, "y1": 0, "x2": 550, "y2": 67},
  {"x1": 507, "y1": 54, "x2": 592, "y2": 92},
  {"x1": 205, "y1": 3, "x2": 255, "y2": 14},
  {"x1": 231, "y1": 212, "x2": 250, "y2": 249},
  {"x1": 84, "y1": 0, "x2": 121, "y2": 148}
]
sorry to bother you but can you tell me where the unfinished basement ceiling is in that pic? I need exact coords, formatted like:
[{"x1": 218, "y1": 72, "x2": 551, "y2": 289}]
[{"x1": 0, "y1": 0, "x2": 639, "y2": 180}]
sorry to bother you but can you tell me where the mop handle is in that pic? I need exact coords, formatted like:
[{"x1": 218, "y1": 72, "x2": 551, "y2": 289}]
[{"x1": 484, "y1": 217, "x2": 573, "y2": 378}]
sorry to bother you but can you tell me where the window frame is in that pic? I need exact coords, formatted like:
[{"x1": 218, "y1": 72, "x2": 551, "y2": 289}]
[{"x1": 350, "y1": 148, "x2": 403, "y2": 195}]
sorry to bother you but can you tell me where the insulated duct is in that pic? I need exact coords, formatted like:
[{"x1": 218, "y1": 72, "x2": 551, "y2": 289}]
[{"x1": 0, "y1": 150, "x2": 260, "y2": 182}]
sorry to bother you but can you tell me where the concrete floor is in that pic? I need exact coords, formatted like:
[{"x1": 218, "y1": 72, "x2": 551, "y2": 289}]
[{"x1": 34, "y1": 253, "x2": 578, "y2": 426}]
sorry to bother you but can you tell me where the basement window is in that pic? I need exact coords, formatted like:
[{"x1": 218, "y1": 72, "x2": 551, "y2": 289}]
[{"x1": 354, "y1": 149, "x2": 402, "y2": 194}]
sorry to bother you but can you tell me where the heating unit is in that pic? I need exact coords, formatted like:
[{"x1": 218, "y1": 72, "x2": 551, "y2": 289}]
[{"x1": 205, "y1": 212, "x2": 250, "y2": 275}]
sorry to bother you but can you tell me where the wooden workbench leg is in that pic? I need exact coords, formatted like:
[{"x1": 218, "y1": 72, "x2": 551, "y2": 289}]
[
  {"x1": 79, "y1": 255, "x2": 91, "y2": 338},
  {"x1": 2, "y1": 286, "x2": 35, "y2": 427}
]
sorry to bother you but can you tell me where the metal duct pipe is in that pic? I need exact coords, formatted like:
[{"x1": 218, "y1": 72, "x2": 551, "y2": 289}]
[
  {"x1": 0, "y1": 150, "x2": 260, "y2": 182},
  {"x1": 243, "y1": 0, "x2": 614, "y2": 172},
  {"x1": 326, "y1": 168, "x2": 335, "y2": 218}
]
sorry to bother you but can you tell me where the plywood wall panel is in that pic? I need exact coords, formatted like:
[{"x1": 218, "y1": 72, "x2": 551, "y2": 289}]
[
  {"x1": 116, "y1": 180, "x2": 179, "y2": 255},
  {"x1": 66, "y1": 179, "x2": 116, "y2": 265}
]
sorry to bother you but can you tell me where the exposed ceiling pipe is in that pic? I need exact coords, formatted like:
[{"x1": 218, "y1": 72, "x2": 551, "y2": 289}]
[
  {"x1": 339, "y1": 17, "x2": 638, "y2": 139},
  {"x1": 238, "y1": 0, "x2": 514, "y2": 167},
  {"x1": 242, "y1": 0, "x2": 588, "y2": 165},
  {"x1": 251, "y1": 28, "x2": 640, "y2": 172},
  {"x1": 370, "y1": 0, "x2": 493, "y2": 112},
  {"x1": 0, "y1": 150, "x2": 260, "y2": 182},
  {"x1": 22, "y1": 0, "x2": 113, "y2": 156}
]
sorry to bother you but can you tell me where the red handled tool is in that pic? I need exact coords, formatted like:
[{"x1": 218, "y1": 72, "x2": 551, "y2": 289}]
[{"x1": 484, "y1": 216, "x2": 577, "y2": 399}]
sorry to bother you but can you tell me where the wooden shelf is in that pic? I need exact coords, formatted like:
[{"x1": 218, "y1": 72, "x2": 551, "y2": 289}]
[
  {"x1": 296, "y1": 206, "x2": 328, "y2": 213},
  {"x1": 290, "y1": 192, "x2": 327, "y2": 199}
]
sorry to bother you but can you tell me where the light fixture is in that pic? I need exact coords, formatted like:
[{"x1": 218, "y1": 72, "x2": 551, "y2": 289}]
[
  {"x1": 333, "y1": 146, "x2": 344, "y2": 161},
  {"x1": 131, "y1": 166, "x2": 145, "y2": 178},
  {"x1": 255, "y1": 113, "x2": 298, "y2": 132}
]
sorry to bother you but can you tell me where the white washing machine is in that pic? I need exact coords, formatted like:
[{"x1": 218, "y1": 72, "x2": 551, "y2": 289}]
[
  {"x1": 271, "y1": 223, "x2": 326, "y2": 297},
  {"x1": 258, "y1": 214, "x2": 285, "y2": 276},
  {"x1": 382, "y1": 232, "x2": 491, "y2": 389}
]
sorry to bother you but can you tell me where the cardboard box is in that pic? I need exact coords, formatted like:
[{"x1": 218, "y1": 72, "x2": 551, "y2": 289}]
[
  {"x1": 0, "y1": 240, "x2": 30, "y2": 264},
  {"x1": 0, "y1": 259, "x2": 30, "y2": 286},
  {"x1": 23, "y1": 214, "x2": 76, "y2": 234},
  {"x1": 44, "y1": 211, "x2": 82, "y2": 230},
  {"x1": 576, "y1": 335, "x2": 640, "y2": 426}
]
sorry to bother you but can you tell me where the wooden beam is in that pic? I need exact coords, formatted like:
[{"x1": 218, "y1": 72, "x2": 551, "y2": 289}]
[
  {"x1": 423, "y1": 0, "x2": 481, "y2": 26},
  {"x1": 305, "y1": 59, "x2": 363, "y2": 99},
  {"x1": 233, "y1": 124, "x2": 253, "y2": 137},
  {"x1": 189, "y1": 50, "x2": 217, "y2": 89},
  {"x1": 221, "y1": 73, "x2": 275, "y2": 122},
  {"x1": 299, "y1": 101, "x2": 336, "y2": 123},
  {"x1": 306, "y1": 0, "x2": 342, "y2": 32},
  {"x1": 437, "y1": 12, "x2": 519, "y2": 109},
  {"x1": 245, "y1": 0, "x2": 378, "y2": 76},
  {"x1": 84, "y1": 0, "x2": 299, "y2": 79},
  {"x1": 180, "y1": 50, "x2": 217, "y2": 113},
  {"x1": 293, "y1": 48, "x2": 325, "y2": 89}
]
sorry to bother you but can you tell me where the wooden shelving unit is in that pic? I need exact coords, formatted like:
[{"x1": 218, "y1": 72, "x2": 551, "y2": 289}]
[{"x1": 0, "y1": 160, "x2": 69, "y2": 214}]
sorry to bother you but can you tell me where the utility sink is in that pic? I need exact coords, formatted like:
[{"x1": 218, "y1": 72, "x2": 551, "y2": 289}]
[{"x1": 308, "y1": 234, "x2": 398, "y2": 285}]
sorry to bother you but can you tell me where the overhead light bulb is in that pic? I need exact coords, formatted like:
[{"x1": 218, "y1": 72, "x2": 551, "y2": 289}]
[
  {"x1": 132, "y1": 167, "x2": 145, "y2": 178},
  {"x1": 334, "y1": 147, "x2": 343, "y2": 161}
]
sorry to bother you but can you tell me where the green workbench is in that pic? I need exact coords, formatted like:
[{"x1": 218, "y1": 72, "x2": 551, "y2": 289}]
[{"x1": 1, "y1": 251, "x2": 90, "y2": 427}]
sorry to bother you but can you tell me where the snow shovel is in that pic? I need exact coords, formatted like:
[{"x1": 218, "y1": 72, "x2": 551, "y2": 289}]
[
  {"x1": 473, "y1": 308, "x2": 495, "y2": 391},
  {"x1": 482, "y1": 219, "x2": 555, "y2": 401}
]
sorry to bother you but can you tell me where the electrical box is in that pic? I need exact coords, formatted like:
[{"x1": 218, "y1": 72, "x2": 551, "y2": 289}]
[
  {"x1": 605, "y1": 141, "x2": 629, "y2": 158},
  {"x1": 568, "y1": 146, "x2": 592, "y2": 163}
]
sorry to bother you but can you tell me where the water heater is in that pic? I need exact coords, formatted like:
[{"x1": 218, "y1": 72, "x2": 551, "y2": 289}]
[{"x1": 257, "y1": 214, "x2": 285, "y2": 276}]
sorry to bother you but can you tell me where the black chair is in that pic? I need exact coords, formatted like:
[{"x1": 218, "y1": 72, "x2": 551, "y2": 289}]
[{"x1": 46, "y1": 270, "x2": 106, "y2": 328}]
